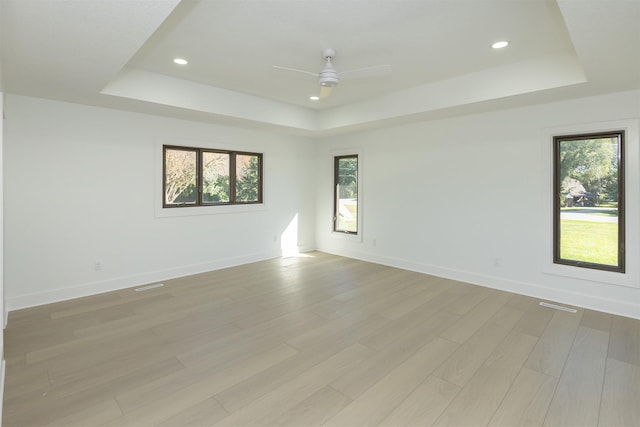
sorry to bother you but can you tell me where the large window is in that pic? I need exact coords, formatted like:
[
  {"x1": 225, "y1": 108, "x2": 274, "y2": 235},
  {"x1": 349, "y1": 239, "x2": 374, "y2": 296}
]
[
  {"x1": 553, "y1": 131, "x2": 624, "y2": 272},
  {"x1": 163, "y1": 145, "x2": 262, "y2": 207},
  {"x1": 334, "y1": 155, "x2": 358, "y2": 234}
]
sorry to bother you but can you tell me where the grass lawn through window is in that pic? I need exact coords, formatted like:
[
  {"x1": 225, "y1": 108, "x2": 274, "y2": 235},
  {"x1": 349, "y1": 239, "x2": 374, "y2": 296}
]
[{"x1": 560, "y1": 219, "x2": 618, "y2": 266}]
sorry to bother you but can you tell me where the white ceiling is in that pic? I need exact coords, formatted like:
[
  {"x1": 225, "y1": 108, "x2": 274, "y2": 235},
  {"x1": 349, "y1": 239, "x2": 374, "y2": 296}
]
[{"x1": 1, "y1": 0, "x2": 639, "y2": 136}]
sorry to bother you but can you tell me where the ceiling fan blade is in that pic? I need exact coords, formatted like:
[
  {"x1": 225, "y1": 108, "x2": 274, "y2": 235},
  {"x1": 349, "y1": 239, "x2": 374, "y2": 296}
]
[
  {"x1": 320, "y1": 85, "x2": 333, "y2": 99},
  {"x1": 272, "y1": 65, "x2": 319, "y2": 77},
  {"x1": 339, "y1": 64, "x2": 392, "y2": 79}
]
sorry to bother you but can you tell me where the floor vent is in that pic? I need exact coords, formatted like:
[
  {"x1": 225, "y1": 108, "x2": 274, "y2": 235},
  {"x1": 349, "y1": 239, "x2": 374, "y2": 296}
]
[
  {"x1": 539, "y1": 301, "x2": 577, "y2": 313},
  {"x1": 135, "y1": 283, "x2": 165, "y2": 292}
]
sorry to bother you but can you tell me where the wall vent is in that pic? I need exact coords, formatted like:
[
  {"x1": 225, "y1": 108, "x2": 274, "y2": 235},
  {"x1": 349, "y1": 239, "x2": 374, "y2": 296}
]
[
  {"x1": 539, "y1": 301, "x2": 577, "y2": 313},
  {"x1": 135, "y1": 283, "x2": 165, "y2": 292}
]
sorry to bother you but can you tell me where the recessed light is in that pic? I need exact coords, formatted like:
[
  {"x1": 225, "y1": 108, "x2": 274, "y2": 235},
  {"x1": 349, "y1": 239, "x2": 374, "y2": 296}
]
[
  {"x1": 309, "y1": 96, "x2": 320, "y2": 101},
  {"x1": 173, "y1": 58, "x2": 188, "y2": 65},
  {"x1": 491, "y1": 41, "x2": 509, "y2": 49}
]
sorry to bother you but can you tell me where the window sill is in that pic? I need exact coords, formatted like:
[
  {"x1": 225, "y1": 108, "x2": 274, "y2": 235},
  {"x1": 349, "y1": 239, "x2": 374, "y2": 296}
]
[
  {"x1": 542, "y1": 262, "x2": 638, "y2": 288},
  {"x1": 331, "y1": 230, "x2": 362, "y2": 242},
  {"x1": 155, "y1": 203, "x2": 266, "y2": 218}
]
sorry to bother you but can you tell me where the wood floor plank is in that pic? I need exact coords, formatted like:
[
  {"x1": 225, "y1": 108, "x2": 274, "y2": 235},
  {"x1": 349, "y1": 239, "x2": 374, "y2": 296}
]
[
  {"x1": 375, "y1": 278, "x2": 448, "y2": 320},
  {"x1": 599, "y1": 358, "x2": 640, "y2": 426},
  {"x1": 107, "y1": 344, "x2": 299, "y2": 425},
  {"x1": 155, "y1": 397, "x2": 229, "y2": 427},
  {"x1": 114, "y1": 343, "x2": 297, "y2": 417},
  {"x1": 433, "y1": 306, "x2": 524, "y2": 387},
  {"x1": 211, "y1": 343, "x2": 370, "y2": 426},
  {"x1": 214, "y1": 335, "x2": 371, "y2": 414},
  {"x1": 308, "y1": 298, "x2": 348, "y2": 320},
  {"x1": 331, "y1": 309, "x2": 459, "y2": 399},
  {"x1": 323, "y1": 337, "x2": 459, "y2": 427},
  {"x1": 433, "y1": 332, "x2": 538, "y2": 427},
  {"x1": 24, "y1": 327, "x2": 161, "y2": 367},
  {"x1": 378, "y1": 375, "x2": 460, "y2": 427},
  {"x1": 543, "y1": 325, "x2": 609, "y2": 427},
  {"x1": 580, "y1": 309, "x2": 612, "y2": 332},
  {"x1": 2, "y1": 357, "x2": 185, "y2": 426},
  {"x1": 71, "y1": 298, "x2": 230, "y2": 340},
  {"x1": 2, "y1": 364, "x2": 50, "y2": 401},
  {"x1": 359, "y1": 292, "x2": 462, "y2": 351},
  {"x1": 512, "y1": 303, "x2": 554, "y2": 338},
  {"x1": 47, "y1": 291, "x2": 128, "y2": 319},
  {"x1": 608, "y1": 315, "x2": 640, "y2": 366},
  {"x1": 396, "y1": 275, "x2": 447, "y2": 297},
  {"x1": 488, "y1": 367, "x2": 557, "y2": 427},
  {"x1": 524, "y1": 308, "x2": 584, "y2": 377},
  {"x1": 48, "y1": 398, "x2": 122, "y2": 427},
  {"x1": 176, "y1": 308, "x2": 324, "y2": 369},
  {"x1": 2, "y1": 253, "x2": 638, "y2": 427},
  {"x1": 269, "y1": 386, "x2": 352, "y2": 427},
  {"x1": 444, "y1": 284, "x2": 493, "y2": 316},
  {"x1": 439, "y1": 290, "x2": 511, "y2": 344},
  {"x1": 286, "y1": 310, "x2": 390, "y2": 353}
]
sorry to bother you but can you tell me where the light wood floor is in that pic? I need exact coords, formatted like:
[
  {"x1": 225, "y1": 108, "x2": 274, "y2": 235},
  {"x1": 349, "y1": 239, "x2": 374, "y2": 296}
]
[{"x1": 3, "y1": 252, "x2": 639, "y2": 426}]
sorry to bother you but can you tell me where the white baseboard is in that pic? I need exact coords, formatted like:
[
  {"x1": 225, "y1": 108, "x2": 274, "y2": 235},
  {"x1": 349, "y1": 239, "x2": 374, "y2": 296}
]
[
  {"x1": 0, "y1": 358, "x2": 5, "y2": 426},
  {"x1": 6, "y1": 249, "x2": 282, "y2": 312},
  {"x1": 319, "y1": 247, "x2": 640, "y2": 320},
  {"x1": 9, "y1": 245, "x2": 636, "y2": 321}
]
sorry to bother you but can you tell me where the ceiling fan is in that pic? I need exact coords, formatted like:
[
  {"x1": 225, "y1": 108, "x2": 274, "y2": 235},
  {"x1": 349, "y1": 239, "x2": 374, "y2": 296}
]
[{"x1": 273, "y1": 48, "x2": 391, "y2": 99}]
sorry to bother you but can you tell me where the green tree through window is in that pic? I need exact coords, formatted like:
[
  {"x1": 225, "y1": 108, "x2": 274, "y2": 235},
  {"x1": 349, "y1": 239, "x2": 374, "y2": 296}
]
[
  {"x1": 236, "y1": 154, "x2": 260, "y2": 202},
  {"x1": 164, "y1": 146, "x2": 262, "y2": 207},
  {"x1": 334, "y1": 155, "x2": 358, "y2": 233},
  {"x1": 553, "y1": 131, "x2": 624, "y2": 272}
]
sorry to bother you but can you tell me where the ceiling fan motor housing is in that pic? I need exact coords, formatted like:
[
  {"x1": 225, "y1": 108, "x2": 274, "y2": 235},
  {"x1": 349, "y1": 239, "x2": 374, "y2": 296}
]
[
  {"x1": 319, "y1": 71, "x2": 339, "y2": 87},
  {"x1": 319, "y1": 48, "x2": 339, "y2": 87}
]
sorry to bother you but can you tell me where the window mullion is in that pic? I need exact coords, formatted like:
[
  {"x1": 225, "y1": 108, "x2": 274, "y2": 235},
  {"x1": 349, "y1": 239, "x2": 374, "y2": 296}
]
[
  {"x1": 197, "y1": 149, "x2": 203, "y2": 206},
  {"x1": 229, "y1": 152, "x2": 237, "y2": 204}
]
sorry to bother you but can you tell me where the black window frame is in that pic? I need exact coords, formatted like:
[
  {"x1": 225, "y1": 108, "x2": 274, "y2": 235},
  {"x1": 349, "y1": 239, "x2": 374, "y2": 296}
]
[
  {"x1": 333, "y1": 154, "x2": 359, "y2": 234},
  {"x1": 163, "y1": 145, "x2": 263, "y2": 208},
  {"x1": 553, "y1": 130, "x2": 625, "y2": 273}
]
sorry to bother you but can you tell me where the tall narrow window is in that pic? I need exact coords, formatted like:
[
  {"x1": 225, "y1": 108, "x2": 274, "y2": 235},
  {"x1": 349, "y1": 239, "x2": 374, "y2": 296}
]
[
  {"x1": 163, "y1": 145, "x2": 262, "y2": 207},
  {"x1": 334, "y1": 155, "x2": 358, "y2": 234},
  {"x1": 553, "y1": 131, "x2": 625, "y2": 272}
]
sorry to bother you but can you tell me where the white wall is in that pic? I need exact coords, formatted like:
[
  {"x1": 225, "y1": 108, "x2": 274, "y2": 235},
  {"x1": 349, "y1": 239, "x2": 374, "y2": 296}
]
[
  {"x1": 1, "y1": 92, "x2": 5, "y2": 326},
  {"x1": 4, "y1": 90, "x2": 640, "y2": 320},
  {"x1": 4, "y1": 94, "x2": 316, "y2": 309},
  {"x1": 316, "y1": 90, "x2": 640, "y2": 319},
  {"x1": 0, "y1": 92, "x2": 5, "y2": 421}
]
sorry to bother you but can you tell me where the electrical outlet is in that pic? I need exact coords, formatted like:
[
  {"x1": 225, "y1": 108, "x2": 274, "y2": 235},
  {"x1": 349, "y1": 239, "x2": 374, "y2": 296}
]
[
  {"x1": 493, "y1": 258, "x2": 501, "y2": 267},
  {"x1": 94, "y1": 261, "x2": 102, "y2": 271}
]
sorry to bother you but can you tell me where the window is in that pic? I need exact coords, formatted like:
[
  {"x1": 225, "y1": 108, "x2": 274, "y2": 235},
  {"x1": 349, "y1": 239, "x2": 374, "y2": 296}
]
[
  {"x1": 163, "y1": 145, "x2": 262, "y2": 207},
  {"x1": 334, "y1": 155, "x2": 358, "y2": 234},
  {"x1": 553, "y1": 131, "x2": 624, "y2": 273}
]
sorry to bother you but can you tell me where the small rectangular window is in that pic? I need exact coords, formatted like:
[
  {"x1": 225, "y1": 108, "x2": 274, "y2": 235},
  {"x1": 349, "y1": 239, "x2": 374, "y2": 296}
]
[
  {"x1": 553, "y1": 131, "x2": 625, "y2": 272},
  {"x1": 334, "y1": 155, "x2": 358, "y2": 234},
  {"x1": 163, "y1": 145, "x2": 262, "y2": 207}
]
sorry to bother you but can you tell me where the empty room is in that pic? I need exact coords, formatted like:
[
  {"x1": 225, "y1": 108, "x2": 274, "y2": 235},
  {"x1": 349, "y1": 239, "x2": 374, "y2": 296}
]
[{"x1": 0, "y1": 0, "x2": 639, "y2": 426}]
